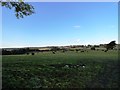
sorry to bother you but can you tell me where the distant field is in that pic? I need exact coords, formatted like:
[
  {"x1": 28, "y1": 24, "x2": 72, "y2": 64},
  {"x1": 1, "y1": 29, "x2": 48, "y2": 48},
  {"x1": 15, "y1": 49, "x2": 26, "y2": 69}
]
[{"x1": 2, "y1": 50, "x2": 120, "y2": 88}]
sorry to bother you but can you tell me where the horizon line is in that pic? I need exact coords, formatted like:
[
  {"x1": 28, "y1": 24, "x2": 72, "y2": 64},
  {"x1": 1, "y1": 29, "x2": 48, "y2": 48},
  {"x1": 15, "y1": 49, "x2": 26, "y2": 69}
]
[{"x1": 1, "y1": 43, "x2": 119, "y2": 48}]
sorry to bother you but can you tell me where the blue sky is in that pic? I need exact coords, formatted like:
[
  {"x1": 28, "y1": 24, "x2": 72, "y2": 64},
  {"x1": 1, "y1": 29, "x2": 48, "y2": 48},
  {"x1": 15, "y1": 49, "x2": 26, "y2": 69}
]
[{"x1": 2, "y1": 2, "x2": 118, "y2": 48}]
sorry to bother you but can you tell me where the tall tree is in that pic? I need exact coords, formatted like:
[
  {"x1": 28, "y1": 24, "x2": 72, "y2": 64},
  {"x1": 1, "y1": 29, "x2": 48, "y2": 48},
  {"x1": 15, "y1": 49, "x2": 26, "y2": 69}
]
[
  {"x1": 0, "y1": 1, "x2": 35, "y2": 18},
  {"x1": 105, "y1": 41, "x2": 116, "y2": 51}
]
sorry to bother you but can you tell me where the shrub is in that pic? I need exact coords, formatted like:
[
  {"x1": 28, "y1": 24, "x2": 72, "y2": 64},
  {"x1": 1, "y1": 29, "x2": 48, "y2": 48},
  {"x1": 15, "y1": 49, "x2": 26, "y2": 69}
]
[
  {"x1": 31, "y1": 53, "x2": 35, "y2": 55},
  {"x1": 91, "y1": 47, "x2": 95, "y2": 50}
]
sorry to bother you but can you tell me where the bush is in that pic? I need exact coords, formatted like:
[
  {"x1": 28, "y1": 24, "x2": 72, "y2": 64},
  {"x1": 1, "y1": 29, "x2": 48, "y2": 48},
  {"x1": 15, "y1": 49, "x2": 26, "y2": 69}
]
[
  {"x1": 91, "y1": 47, "x2": 95, "y2": 50},
  {"x1": 31, "y1": 53, "x2": 35, "y2": 55},
  {"x1": 27, "y1": 53, "x2": 29, "y2": 55}
]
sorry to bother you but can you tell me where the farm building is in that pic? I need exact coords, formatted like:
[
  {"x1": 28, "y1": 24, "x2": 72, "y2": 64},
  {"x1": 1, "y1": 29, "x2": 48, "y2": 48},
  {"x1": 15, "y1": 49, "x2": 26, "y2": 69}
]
[{"x1": 38, "y1": 48, "x2": 51, "y2": 52}]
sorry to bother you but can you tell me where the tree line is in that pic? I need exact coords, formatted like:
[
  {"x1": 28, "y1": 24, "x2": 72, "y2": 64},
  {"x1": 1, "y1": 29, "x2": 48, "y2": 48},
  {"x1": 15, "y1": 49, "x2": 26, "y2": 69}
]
[
  {"x1": 2, "y1": 41, "x2": 117, "y2": 55},
  {"x1": 2, "y1": 48, "x2": 39, "y2": 55}
]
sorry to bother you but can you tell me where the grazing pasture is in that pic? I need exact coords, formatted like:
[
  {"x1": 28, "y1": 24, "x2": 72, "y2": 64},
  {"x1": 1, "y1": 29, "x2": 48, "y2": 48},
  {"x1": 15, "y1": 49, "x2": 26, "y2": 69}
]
[{"x1": 2, "y1": 50, "x2": 120, "y2": 88}]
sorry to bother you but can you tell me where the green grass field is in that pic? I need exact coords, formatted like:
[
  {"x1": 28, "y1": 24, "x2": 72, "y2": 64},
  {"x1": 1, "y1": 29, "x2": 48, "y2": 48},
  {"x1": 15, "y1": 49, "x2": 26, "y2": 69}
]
[{"x1": 2, "y1": 50, "x2": 120, "y2": 88}]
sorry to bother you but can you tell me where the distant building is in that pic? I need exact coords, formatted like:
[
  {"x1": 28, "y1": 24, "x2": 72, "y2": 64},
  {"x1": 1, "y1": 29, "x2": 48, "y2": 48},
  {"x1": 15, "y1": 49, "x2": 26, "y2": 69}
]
[{"x1": 38, "y1": 48, "x2": 51, "y2": 52}]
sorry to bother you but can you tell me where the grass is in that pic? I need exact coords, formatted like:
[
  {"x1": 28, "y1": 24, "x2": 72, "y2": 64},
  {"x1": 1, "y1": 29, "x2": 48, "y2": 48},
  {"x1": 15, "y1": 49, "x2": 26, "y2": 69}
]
[{"x1": 2, "y1": 50, "x2": 120, "y2": 88}]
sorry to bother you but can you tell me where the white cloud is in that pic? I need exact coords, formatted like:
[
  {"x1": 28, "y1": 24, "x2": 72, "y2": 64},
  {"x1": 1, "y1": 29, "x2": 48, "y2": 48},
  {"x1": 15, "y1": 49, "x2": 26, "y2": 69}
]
[
  {"x1": 110, "y1": 25, "x2": 116, "y2": 28},
  {"x1": 68, "y1": 39, "x2": 81, "y2": 45},
  {"x1": 107, "y1": 25, "x2": 117, "y2": 29},
  {"x1": 73, "y1": 25, "x2": 80, "y2": 28},
  {"x1": 76, "y1": 39, "x2": 81, "y2": 43}
]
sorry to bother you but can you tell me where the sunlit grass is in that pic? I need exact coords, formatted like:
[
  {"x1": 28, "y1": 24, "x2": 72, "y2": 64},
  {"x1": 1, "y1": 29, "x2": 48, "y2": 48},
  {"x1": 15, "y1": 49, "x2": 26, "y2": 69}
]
[{"x1": 2, "y1": 50, "x2": 119, "y2": 88}]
